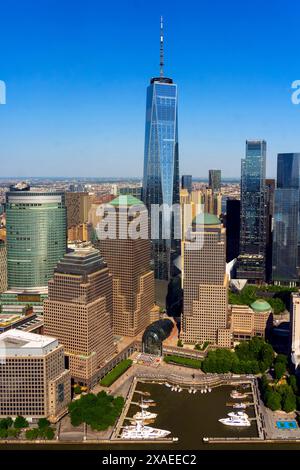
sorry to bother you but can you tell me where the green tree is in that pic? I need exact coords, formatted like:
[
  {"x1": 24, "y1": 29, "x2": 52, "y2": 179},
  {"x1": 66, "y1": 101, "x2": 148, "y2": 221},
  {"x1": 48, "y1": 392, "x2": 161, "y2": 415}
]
[
  {"x1": 288, "y1": 375, "x2": 298, "y2": 394},
  {"x1": 0, "y1": 417, "x2": 13, "y2": 429},
  {"x1": 38, "y1": 418, "x2": 50, "y2": 429},
  {"x1": 177, "y1": 339, "x2": 183, "y2": 347},
  {"x1": 25, "y1": 428, "x2": 39, "y2": 440},
  {"x1": 265, "y1": 390, "x2": 282, "y2": 411},
  {"x1": 7, "y1": 428, "x2": 20, "y2": 438},
  {"x1": 14, "y1": 416, "x2": 29, "y2": 429},
  {"x1": 0, "y1": 428, "x2": 8, "y2": 438},
  {"x1": 274, "y1": 362, "x2": 286, "y2": 381},
  {"x1": 74, "y1": 385, "x2": 82, "y2": 395},
  {"x1": 282, "y1": 392, "x2": 296, "y2": 413}
]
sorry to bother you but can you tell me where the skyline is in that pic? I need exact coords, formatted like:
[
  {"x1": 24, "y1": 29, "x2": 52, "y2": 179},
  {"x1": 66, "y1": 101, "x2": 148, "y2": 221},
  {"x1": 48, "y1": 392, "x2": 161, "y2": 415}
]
[{"x1": 1, "y1": 0, "x2": 300, "y2": 177}]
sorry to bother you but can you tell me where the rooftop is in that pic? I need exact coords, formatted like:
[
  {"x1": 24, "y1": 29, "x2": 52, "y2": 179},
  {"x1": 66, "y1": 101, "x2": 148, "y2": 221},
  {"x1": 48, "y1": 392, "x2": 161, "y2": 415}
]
[
  {"x1": 109, "y1": 195, "x2": 144, "y2": 207},
  {"x1": 0, "y1": 329, "x2": 58, "y2": 356},
  {"x1": 251, "y1": 299, "x2": 272, "y2": 313},
  {"x1": 193, "y1": 212, "x2": 221, "y2": 226}
]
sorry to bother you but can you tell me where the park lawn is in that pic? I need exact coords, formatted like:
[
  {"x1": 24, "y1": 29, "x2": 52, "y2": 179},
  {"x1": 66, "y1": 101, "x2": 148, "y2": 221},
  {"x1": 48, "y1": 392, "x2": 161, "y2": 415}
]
[
  {"x1": 100, "y1": 359, "x2": 133, "y2": 387},
  {"x1": 164, "y1": 354, "x2": 202, "y2": 369}
]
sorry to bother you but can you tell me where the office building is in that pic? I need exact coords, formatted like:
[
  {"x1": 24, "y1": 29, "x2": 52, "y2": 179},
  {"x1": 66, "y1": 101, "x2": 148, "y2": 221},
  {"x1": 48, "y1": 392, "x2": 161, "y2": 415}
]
[
  {"x1": 0, "y1": 329, "x2": 71, "y2": 422},
  {"x1": 6, "y1": 183, "x2": 67, "y2": 289},
  {"x1": 237, "y1": 140, "x2": 267, "y2": 281},
  {"x1": 265, "y1": 179, "x2": 275, "y2": 282},
  {"x1": 44, "y1": 245, "x2": 116, "y2": 387},
  {"x1": 291, "y1": 293, "x2": 300, "y2": 370},
  {"x1": 142, "y1": 18, "x2": 180, "y2": 280},
  {"x1": 0, "y1": 240, "x2": 7, "y2": 293},
  {"x1": 229, "y1": 300, "x2": 273, "y2": 342},
  {"x1": 272, "y1": 153, "x2": 300, "y2": 285},
  {"x1": 98, "y1": 195, "x2": 155, "y2": 337},
  {"x1": 181, "y1": 213, "x2": 231, "y2": 347},
  {"x1": 65, "y1": 191, "x2": 90, "y2": 230},
  {"x1": 181, "y1": 175, "x2": 192, "y2": 193},
  {"x1": 226, "y1": 199, "x2": 240, "y2": 262},
  {"x1": 208, "y1": 169, "x2": 221, "y2": 193}
]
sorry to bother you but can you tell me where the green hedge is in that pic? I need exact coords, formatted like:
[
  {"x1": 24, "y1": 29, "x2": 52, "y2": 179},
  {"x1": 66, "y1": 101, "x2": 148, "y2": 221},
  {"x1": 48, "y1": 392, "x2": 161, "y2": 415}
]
[
  {"x1": 164, "y1": 355, "x2": 202, "y2": 369},
  {"x1": 100, "y1": 359, "x2": 133, "y2": 387}
]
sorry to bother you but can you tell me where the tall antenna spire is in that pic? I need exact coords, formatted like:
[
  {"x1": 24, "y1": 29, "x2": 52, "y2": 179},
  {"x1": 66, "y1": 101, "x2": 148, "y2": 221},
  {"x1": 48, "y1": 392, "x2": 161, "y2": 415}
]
[{"x1": 160, "y1": 16, "x2": 164, "y2": 78}]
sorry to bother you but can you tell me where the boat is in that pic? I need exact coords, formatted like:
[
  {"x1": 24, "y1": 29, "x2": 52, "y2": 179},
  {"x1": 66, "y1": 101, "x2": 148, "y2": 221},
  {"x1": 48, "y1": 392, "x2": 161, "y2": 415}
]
[
  {"x1": 219, "y1": 412, "x2": 250, "y2": 427},
  {"x1": 230, "y1": 390, "x2": 248, "y2": 399},
  {"x1": 208, "y1": 387, "x2": 212, "y2": 393},
  {"x1": 165, "y1": 383, "x2": 171, "y2": 388},
  {"x1": 121, "y1": 421, "x2": 171, "y2": 439},
  {"x1": 203, "y1": 437, "x2": 209, "y2": 442},
  {"x1": 133, "y1": 410, "x2": 158, "y2": 421},
  {"x1": 232, "y1": 402, "x2": 247, "y2": 409},
  {"x1": 188, "y1": 388, "x2": 192, "y2": 394},
  {"x1": 143, "y1": 399, "x2": 155, "y2": 403},
  {"x1": 193, "y1": 388, "x2": 197, "y2": 394}
]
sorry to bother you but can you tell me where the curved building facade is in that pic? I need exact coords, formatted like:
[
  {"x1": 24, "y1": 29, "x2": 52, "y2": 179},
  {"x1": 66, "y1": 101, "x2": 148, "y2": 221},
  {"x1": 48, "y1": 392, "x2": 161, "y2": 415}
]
[
  {"x1": 6, "y1": 186, "x2": 67, "y2": 288},
  {"x1": 142, "y1": 319, "x2": 174, "y2": 356}
]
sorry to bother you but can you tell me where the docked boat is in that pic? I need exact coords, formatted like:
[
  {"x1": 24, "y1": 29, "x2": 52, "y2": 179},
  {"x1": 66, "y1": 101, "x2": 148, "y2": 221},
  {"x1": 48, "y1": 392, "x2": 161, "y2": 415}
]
[
  {"x1": 219, "y1": 412, "x2": 250, "y2": 427},
  {"x1": 121, "y1": 421, "x2": 171, "y2": 439},
  {"x1": 143, "y1": 399, "x2": 155, "y2": 403},
  {"x1": 165, "y1": 382, "x2": 171, "y2": 388},
  {"x1": 232, "y1": 402, "x2": 247, "y2": 409},
  {"x1": 230, "y1": 390, "x2": 248, "y2": 399},
  {"x1": 133, "y1": 410, "x2": 157, "y2": 421}
]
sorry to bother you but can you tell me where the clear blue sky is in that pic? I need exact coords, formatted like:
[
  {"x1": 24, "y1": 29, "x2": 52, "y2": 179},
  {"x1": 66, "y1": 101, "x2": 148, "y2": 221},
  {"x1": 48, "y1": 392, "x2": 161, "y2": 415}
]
[{"x1": 1, "y1": 0, "x2": 300, "y2": 178}]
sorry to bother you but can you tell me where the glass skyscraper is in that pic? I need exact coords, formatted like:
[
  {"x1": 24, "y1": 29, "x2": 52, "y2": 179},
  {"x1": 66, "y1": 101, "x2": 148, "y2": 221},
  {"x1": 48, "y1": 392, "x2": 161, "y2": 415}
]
[
  {"x1": 208, "y1": 169, "x2": 221, "y2": 193},
  {"x1": 272, "y1": 153, "x2": 300, "y2": 284},
  {"x1": 237, "y1": 140, "x2": 267, "y2": 281},
  {"x1": 6, "y1": 184, "x2": 67, "y2": 288},
  {"x1": 142, "y1": 19, "x2": 180, "y2": 280}
]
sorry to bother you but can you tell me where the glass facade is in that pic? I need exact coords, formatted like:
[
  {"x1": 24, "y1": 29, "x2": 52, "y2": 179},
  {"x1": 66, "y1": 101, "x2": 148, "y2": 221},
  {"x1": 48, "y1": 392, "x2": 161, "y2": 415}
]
[
  {"x1": 143, "y1": 77, "x2": 180, "y2": 280},
  {"x1": 208, "y1": 169, "x2": 221, "y2": 193},
  {"x1": 181, "y1": 175, "x2": 192, "y2": 193},
  {"x1": 237, "y1": 140, "x2": 267, "y2": 281},
  {"x1": 142, "y1": 319, "x2": 174, "y2": 356},
  {"x1": 6, "y1": 190, "x2": 67, "y2": 288},
  {"x1": 272, "y1": 153, "x2": 300, "y2": 284}
]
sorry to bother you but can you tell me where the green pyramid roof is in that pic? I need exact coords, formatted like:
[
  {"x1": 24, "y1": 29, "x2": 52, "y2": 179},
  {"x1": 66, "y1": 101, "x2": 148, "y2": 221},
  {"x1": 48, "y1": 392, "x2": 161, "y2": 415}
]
[
  {"x1": 250, "y1": 299, "x2": 272, "y2": 313},
  {"x1": 110, "y1": 195, "x2": 144, "y2": 207},
  {"x1": 193, "y1": 212, "x2": 221, "y2": 226}
]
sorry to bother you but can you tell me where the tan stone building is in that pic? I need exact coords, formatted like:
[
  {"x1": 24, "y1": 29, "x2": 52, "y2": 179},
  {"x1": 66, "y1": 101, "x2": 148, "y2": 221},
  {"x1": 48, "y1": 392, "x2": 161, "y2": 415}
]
[
  {"x1": 97, "y1": 195, "x2": 155, "y2": 337},
  {"x1": 0, "y1": 329, "x2": 71, "y2": 422},
  {"x1": 181, "y1": 213, "x2": 231, "y2": 347},
  {"x1": 0, "y1": 240, "x2": 7, "y2": 293},
  {"x1": 229, "y1": 300, "x2": 273, "y2": 341},
  {"x1": 44, "y1": 245, "x2": 116, "y2": 387},
  {"x1": 291, "y1": 293, "x2": 300, "y2": 369}
]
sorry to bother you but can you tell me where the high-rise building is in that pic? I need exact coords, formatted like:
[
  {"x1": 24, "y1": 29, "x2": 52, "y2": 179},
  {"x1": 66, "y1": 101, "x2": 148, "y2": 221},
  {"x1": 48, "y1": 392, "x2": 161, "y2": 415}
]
[
  {"x1": 65, "y1": 191, "x2": 90, "y2": 229},
  {"x1": 98, "y1": 195, "x2": 155, "y2": 337},
  {"x1": 265, "y1": 178, "x2": 275, "y2": 282},
  {"x1": 290, "y1": 293, "x2": 300, "y2": 370},
  {"x1": 181, "y1": 175, "x2": 192, "y2": 193},
  {"x1": 44, "y1": 245, "x2": 116, "y2": 387},
  {"x1": 272, "y1": 153, "x2": 300, "y2": 285},
  {"x1": 225, "y1": 198, "x2": 240, "y2": 262},
  {"x1": 181, "y1": 213, "x2": 231, "y2": 347},
  {"x1": 237, "y1": 140, "x2": 267, "y2": 281},
  {"x1": 0, "y1": 329, "x2": 71, "y2": 422},
  {"x1": 142, "y1": 18, "x2": 180, "y2": 280},
  {"x1": 6, "y1": 183, "x2": 67, "y2": 289},
  {"x1": 208, "y1": 169, "x2": 221, "y2": 193},
  {"x1": 0, "y1": 240, "x2": 7, "y2": 293}
]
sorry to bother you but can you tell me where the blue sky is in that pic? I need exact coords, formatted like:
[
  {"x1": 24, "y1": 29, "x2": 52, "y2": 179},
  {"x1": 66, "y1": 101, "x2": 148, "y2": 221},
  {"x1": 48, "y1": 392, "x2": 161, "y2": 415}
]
[{"x1": 0, "y1": 0, "x2": 299, "y2": 178}]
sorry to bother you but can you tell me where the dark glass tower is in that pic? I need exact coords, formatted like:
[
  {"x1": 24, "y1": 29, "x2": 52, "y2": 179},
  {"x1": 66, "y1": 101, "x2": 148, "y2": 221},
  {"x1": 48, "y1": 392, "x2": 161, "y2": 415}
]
[
  {"x1": 142, "y1": 18, "x2": 180, "y2": 280},
  {"x1": 237, "y1": 140, "x2": 267, "y2": 281},
  {"x1": 209, "y1": 169, "x2": 221, "y2": 193},
  {"x1": 226, "y1": 198, "x2": 240, "y2": 262},
  {"x1": 272, "y1": 153, "x2": 300, "y2": 285},
  {"x1": 181, "y1": 175, "x2": 192, "y2": 193}
]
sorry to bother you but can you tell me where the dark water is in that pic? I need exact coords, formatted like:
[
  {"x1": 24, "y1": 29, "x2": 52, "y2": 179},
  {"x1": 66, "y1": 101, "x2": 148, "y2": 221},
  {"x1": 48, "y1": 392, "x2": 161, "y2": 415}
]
[{"x1": 2, "y1": 382, "x2": 300, "y2": 451}]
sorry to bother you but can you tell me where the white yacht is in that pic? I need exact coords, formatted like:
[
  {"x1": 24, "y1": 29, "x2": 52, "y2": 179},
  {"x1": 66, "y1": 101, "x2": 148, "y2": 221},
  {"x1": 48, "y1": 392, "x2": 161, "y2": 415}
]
[
  {"x1": 219, "y1": 412, "x2": 250, "y2": 427},
  {"x1": 230, "y1": 390, "x2": 248, "y2": 399},
  {"x1": 232, "y1": 402, "x2": 247, "y2": 409},
  {"x1": 133, "y1": 410, "x2": 158, "y2": 421},
  {"x1": 121, "y1": 421, "x2": 171, "y2": 439}
]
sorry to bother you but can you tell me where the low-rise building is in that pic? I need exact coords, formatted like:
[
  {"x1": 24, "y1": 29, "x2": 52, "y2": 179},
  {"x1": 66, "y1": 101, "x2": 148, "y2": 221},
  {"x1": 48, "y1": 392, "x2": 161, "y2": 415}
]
[
  {"x1": 0, "y1": 329, "x2": 71, "y2": 422},
  {"x1": 229, "y1": 299, "x2": 273, "y2": 342}
]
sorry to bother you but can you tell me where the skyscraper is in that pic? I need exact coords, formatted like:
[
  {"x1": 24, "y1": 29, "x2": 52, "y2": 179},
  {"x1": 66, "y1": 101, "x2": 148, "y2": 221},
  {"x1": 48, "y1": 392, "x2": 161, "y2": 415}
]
[
  {"x1": 272, "y1": 153, "x2": 300, "y2": 285},
  {"x1": 225, "y1": 198, "x2": 240, "y2": 262},
  {"x1": 208, "y1": 169, "x2": 221, "y2": 193},
  {"x1": 181, "y1": 213, "x2": 231, "y2": 347},
  {"x1": 44, "y1": 245, "x2": 115, "y2": 387},
  {"x1": 98, "y1": 195, "x2": 156, "y2": 337},
  {"x1": 181, "y1": 175, "x2": 192, "y2": 193},
  {"x1": 237, "y1": 140, "x2": 267, "y2": 281},
  {"x1": 6, "y1": 183, "x2": 67, "y2": 288},
  {"x1": 142, "y1": 18, "x2": 180, "y2": 280},
  {"x1": 0, "y1": 240, "x2": 7, "y2": 293}
]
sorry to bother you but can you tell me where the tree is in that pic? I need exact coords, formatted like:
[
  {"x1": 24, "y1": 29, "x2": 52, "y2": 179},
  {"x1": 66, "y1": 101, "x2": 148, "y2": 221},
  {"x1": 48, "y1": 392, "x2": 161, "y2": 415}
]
[
  {"x1": 43, "y1": 427, "x2": 55, "y2": 440},
  {"x1": 265, "y1": 391, "x2": 282, "y2": 411},
  {"x1": 14, "y1": 416, "x2": 29, "y2": 429},
  {"x1": 25, "y1": 428, "x2": 39, "y2": 440},
  {"x1": 274, "y1": 362, "x2": 286, "y2": 381},
  {"x1": 38, "y1": 418, "x2": 50, "y2": 429},
  {"x1": 0, "y1": 428, "x2": 8, "y2": 438},
  {"x1": 275, "y1": 354, "x2": 288, "y2": 366},
  {"x1": 282, "y1": 392, "x2": 296, "y2": 413},
  {"x1": 74, "y1": 385, "x2": 82, "y2": 395},
  {"x1": 177, "y1": 339, "x2": 183, "y2": 347},
  {"x1": 288, "y1": 375, "x2": 298, "y2": 394},
  {"x1": 0, "y1": 417, "x2": 13, "y2": 429}
]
